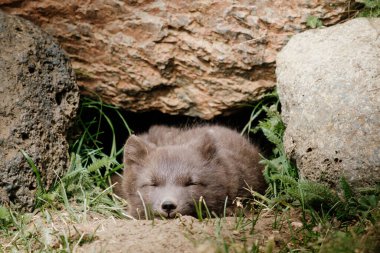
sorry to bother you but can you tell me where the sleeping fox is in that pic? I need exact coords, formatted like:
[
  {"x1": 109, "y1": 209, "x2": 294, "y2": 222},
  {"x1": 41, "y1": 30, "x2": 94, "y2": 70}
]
[{"x1": 117, "y1": 125, "x2": 266, "y2": 218}]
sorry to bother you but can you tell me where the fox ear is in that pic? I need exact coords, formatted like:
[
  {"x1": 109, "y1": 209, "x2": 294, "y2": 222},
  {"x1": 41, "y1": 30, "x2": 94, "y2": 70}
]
[
  {"x1": 198, "y1": 133, "x2": 217, "y2": 161},
  {"x1": 123, "y1": 135, "x2": 154, "y2": 167}
]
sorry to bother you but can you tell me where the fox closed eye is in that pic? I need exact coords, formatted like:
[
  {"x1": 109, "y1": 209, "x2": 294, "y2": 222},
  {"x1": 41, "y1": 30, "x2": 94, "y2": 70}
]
[
  {"x1": 185, "y1": 181, "x2": 196, "y2": 187},
  {"x1": 184, "y1": 179, "x2": 205, "y2": 187},
  {"x1": 141, "y1": 179, "x2": 160, "y2": 188},
  {"x1": 141, "y1": 183, "x2": 158, "y2": 188}
]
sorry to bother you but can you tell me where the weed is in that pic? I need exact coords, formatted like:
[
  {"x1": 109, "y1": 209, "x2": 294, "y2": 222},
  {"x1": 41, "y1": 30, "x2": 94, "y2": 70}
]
[
  {"x1": 0, "y1": 205, "x2": 12, "y2": 228},
  {"x1": 306, "y1": 16, "x2": 323, "y2": 28},
  {"x1": 194, "y1": 196, "x2": 213, "y2": 221},
  {"x1": 356, "y1": 0, "x2": 380, "y2": 17},
  {"x1": 243, "y1": 90, "x2": 298, "y2": 195}
]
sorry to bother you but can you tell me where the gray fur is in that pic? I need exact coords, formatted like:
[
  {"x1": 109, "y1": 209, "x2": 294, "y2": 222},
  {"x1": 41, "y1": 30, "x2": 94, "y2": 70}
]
[{"x1": 121, "y1": 125, "x2": 266, "y2": 218}]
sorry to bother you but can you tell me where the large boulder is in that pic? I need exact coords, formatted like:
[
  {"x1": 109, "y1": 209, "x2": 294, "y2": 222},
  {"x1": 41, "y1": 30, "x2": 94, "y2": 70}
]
[
  {"x1": 2, "y1": 0, "x2": 350, "y2": 119},
  {"x1": 277, "y1": 18, "x2": 380, "y2": 189},
  {"x1": 0, "y1": 11, "x2": 79, "y2": 209}
]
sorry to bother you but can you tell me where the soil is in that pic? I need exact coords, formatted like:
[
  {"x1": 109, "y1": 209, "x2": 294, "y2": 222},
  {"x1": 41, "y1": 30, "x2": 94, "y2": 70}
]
[{"x1": 25, "y1": 210, "x2": 296, "y2": 253}]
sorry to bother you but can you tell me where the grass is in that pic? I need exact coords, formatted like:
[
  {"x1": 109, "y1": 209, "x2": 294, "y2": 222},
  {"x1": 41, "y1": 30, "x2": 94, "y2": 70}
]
[
  {"x1": 356, "y1": 0, "x2": 380, "y2": 17},
  {"x1": 33, "y1": 97, "x2": 132, "y2": 221},
  {"x1": 0, "y1": 97, "x2": 132, "y2": 252},
  {"x1": 1, "y1": 91, "x2": 379, "y2": 252}
]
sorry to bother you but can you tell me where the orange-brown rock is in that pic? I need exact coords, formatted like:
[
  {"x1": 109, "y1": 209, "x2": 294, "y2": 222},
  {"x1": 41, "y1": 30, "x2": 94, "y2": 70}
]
[{"x1": 1, "y1": 0, "x2": 350, "y2": 119}]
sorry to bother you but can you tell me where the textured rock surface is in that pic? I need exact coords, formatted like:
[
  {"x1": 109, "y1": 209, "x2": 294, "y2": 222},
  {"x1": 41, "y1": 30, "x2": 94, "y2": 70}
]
[
  {"x1": 277, "y1": 18, "x2": 380, "y2": 189},
  {"x1": 0, "y1": 11, "x2": 79, "y2": 209},
  {"x1": 1, "y1": 0, "x2": 349, "y2": 119}
]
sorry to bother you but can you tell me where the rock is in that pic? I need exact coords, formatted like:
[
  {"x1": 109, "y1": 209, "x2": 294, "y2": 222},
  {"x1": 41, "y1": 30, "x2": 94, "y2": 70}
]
[
  {"x1": 277, "y1": 18, "x2": 380, "y2": 189},
  {"x1": 0, "y1": 11, "x2": 79, "y2": 209},
  {"x1": 1, "y1": 0, "x2": 350, "y2": 119}
]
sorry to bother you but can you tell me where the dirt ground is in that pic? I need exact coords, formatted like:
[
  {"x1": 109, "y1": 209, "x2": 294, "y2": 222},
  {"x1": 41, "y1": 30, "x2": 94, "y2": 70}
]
[
  {"x1": 75, "y1": 216, "x2": 277, "y2": 253},
  {"x1": 1, "y1": 208, "x2": 301, "y2": 252},
  {"x1": 77, "y1": 216, "x2": 211, "y2": 253},
  {"x1": 33, "y1": 210, "x2": 294, "y2": 253}
]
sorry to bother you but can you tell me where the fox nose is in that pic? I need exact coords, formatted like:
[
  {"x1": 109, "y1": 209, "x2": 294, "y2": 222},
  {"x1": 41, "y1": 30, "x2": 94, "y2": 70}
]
[{"x1": 161, "y1": 200, "x2": 177, "y2": 213}]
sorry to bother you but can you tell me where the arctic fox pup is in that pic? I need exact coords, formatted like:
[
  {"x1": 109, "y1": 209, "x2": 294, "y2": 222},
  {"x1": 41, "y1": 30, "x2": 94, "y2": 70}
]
[{"x1": 120, "y1": 125, "x2": 266, "y2": 218}]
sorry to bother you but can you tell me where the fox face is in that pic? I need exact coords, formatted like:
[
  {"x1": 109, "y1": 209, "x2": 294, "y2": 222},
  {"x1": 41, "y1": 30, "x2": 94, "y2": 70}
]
[{"x1": 123, "y1": 133, "x2": 231, "y2": 218}]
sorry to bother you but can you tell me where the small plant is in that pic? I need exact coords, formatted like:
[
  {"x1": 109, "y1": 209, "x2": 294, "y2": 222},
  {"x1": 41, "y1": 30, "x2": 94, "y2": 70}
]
[
  {"x1": 0, "y1": 205, "x2": 12, "y2": 228},
  {"x1": 319, "y1": 221, "x2": 380, "y2": 253},
  {"x1": 20, "y1": 149, "x2": 47, "y2": 208},
  {"x1": 243, "y1": 90, "x2": 298, "y2": 197},
  {"x1": 194, "y1": 196, "x2": 213, "y2": 221},
  {"x1": 136, "y1": 191, "x2": 156, "y2": 220},
  {"x1": 356, "y1": 0, "x2": 380, "y2": 17},
  {"x1": 306, "y1": 16, "x2": 323, "y2": 28},
  {"x1": 336, "y1": 178, "x2": 380, "y2": 222}
]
